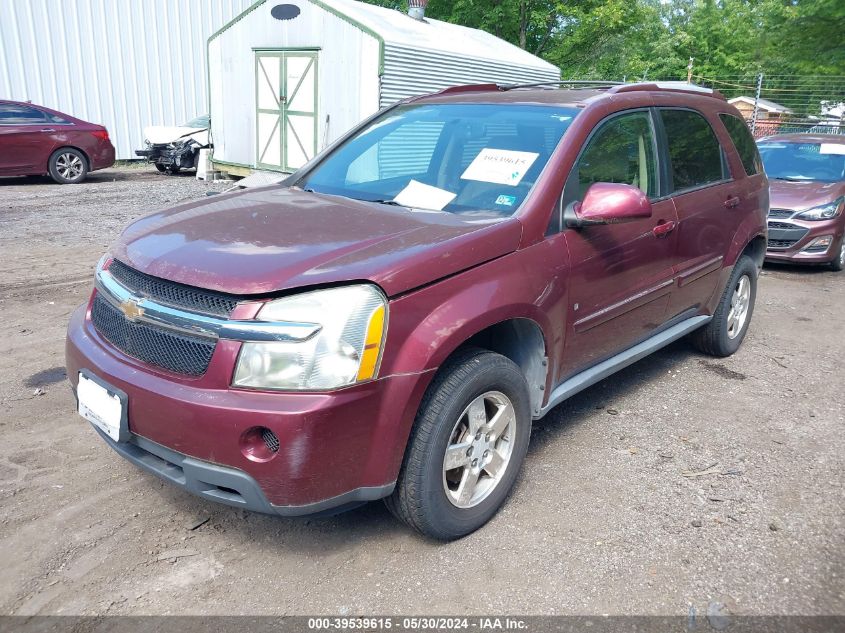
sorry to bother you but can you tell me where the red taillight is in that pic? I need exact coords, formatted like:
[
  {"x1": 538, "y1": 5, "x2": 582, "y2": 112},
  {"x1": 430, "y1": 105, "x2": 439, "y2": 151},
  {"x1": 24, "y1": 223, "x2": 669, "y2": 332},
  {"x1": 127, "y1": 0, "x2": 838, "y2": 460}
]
[{"x1": 92, "y1": 128, "x2": 109, "y2": 141}]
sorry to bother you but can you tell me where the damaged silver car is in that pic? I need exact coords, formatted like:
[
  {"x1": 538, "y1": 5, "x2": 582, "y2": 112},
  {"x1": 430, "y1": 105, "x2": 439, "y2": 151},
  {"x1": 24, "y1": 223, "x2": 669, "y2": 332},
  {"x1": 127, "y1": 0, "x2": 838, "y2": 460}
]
[{"x1": 135, "y1": 115, "x2": 209, "y2": 173}]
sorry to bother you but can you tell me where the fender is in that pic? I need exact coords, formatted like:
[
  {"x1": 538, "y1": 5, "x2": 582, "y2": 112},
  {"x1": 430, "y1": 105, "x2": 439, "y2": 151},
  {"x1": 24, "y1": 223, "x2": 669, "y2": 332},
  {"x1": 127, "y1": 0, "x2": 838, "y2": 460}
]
[{"x1": 369, "y1": 241, "x2": 571, "y2": 483}]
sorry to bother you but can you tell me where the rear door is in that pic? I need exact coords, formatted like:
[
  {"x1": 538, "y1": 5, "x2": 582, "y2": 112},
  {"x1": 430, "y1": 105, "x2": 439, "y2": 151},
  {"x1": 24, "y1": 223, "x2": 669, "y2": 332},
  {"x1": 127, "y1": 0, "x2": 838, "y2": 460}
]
[
  {"x1": 657, "y1": 108, "x2": 741, "y2": 317},
  {"x1": 0, "y1": 103, "x2": 52, "y2": 172},
  {"x1": 255, "y1": 50, "x2": 318, "y2": 172},
  {"x1": 560, "y1": 109, "x2": 679, "y2": 376}
]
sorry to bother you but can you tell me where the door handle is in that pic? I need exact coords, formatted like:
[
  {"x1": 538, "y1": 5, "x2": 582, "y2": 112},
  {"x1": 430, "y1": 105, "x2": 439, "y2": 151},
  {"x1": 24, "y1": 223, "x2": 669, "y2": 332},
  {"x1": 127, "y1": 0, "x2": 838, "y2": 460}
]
[
  {"x1": 652, "y1": 220, "x2": 676, "y2": 238},
  {"x1": 724, "y1": 195, "x2": 741, "y2": 209},
  {"x1": 40, "y1": 128, "x2": 56, "y2": 132}
]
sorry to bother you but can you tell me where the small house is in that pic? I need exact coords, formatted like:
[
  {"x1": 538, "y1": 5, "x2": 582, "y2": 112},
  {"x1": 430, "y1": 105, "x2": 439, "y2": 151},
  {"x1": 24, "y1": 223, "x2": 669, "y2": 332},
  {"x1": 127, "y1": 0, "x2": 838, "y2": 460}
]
[
  {"x1": 727, "y1": 96, "x2": 792, "y2": 121},
  {"x1": 207, "y1": 0, "x2": 561, "y2": 175}
]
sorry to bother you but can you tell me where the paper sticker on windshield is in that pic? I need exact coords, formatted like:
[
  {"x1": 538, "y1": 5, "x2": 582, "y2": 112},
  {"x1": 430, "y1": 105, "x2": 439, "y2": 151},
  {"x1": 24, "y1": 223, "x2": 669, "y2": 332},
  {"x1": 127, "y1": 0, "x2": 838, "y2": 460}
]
[
  {"x1": 461, "y1": 149, "x2": 539, "y2": 186},
  {"x1": 393, "y1": 180, "x2": 456, "y2": 211},
  {"x1": 495, "y1": 194, "x2": 517, "y2": 207},
  {"x1": 820, "y1": 143, "x2": 845, "y2": 155}
]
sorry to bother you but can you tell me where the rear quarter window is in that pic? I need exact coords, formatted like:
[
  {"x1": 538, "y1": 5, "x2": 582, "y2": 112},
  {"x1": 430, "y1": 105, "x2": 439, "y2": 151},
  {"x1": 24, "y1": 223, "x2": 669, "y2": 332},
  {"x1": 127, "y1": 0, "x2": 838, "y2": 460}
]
[
  {"x1": 720, "y1": 114, "x2": 761, "y2": 176},
  {"x1": 660, "y1": 109, "x2": 725, "y2": 191}
]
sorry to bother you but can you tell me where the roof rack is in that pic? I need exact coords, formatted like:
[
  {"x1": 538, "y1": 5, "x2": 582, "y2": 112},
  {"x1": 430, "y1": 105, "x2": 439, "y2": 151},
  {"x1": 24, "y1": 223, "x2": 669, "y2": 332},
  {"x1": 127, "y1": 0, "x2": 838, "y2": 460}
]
[
  {"x1": 424, "y1": 80, "x2": 726, "y2": 100},
  {"x1": 430, "y1": 83, "x2": 503, "y2": 96},
  {"x1": 607, "y1": 81, "x2": 726, "y2": 101},
  {"x1": 499, "y1": 80, "x2": 623, "y2": 91}
]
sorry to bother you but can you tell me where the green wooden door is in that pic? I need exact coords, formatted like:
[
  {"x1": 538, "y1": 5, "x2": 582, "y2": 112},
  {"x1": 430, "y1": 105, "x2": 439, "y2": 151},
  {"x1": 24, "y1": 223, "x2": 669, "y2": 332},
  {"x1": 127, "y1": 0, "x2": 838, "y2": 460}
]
[{"x1": 255, "y1": 50, "x2": 318, "y2": 171}]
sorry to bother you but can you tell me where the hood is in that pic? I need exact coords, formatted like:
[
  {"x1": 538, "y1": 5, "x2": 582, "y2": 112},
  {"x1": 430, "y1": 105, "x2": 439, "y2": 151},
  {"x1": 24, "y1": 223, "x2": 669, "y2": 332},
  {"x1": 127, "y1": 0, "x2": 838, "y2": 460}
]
[
  {"x1": 111, "y1": 187, "x2": 522, "y2": 297},
  {"x1": 769, "y1": 179, "x2": 845, "y2": 211},
  {"x1": 143, "y1": 125, "x2": 209, "y2": 146}
]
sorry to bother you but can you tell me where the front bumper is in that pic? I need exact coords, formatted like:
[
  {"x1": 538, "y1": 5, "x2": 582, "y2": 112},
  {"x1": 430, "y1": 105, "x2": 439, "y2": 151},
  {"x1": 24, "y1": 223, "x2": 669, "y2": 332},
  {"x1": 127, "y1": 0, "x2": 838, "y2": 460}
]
[
  {"x1": 136, "y1": 143, "x2": 200, "y2": 168},
  {"x1": 66, "y1": 302, "x2": 430, "y2": 514},
  {"x1": 89, "y1": 426, "x2": 393, "y2": 516},
  {"x1": 765, "y1": 217, "x2": 843, "y2": 264}
]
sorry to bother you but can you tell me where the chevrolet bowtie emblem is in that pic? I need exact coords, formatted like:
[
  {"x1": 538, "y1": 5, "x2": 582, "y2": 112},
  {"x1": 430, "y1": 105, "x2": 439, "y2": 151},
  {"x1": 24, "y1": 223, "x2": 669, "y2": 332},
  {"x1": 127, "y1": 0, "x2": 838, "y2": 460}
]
[{"x1": 119, "y1": 299, "x2": 145, "y2": 321}]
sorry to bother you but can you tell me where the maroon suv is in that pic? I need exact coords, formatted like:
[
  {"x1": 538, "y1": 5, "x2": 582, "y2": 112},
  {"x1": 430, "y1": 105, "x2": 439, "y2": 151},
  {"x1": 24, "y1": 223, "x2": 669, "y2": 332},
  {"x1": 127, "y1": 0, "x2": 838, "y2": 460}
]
[
  {"x1": 0, "y1": 100, "x2": 115, "y2": 183},
  {"x1": 758, "y1": 134, "x2": 845, "y2": 271},
  {"x1": 66, "y1": 83, "x2": 767, "y2": 539}
]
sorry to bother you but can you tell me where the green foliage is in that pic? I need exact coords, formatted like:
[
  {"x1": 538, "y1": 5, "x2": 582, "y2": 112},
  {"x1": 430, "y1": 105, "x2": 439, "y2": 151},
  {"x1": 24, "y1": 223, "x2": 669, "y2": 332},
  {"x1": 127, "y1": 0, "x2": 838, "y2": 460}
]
[{"x1": 361, "y1": 0, "x2": 845, "y2": 80}]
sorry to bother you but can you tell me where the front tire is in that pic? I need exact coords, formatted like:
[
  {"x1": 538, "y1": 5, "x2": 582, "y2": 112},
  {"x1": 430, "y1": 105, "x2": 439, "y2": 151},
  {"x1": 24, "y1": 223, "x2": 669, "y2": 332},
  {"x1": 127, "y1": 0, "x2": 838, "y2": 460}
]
[
  {"x1": 154, "y1": 163, "x2": 167, "y2": 173},
  {"x1": 690, "y1": 255, "x2": 758, "y2": 357},
  {"x1": 385, "y1": 348, "x2": 531, "y2": 540},
  {"x1": 48, "y1": 148, "x2": 88, "y2": 184}
]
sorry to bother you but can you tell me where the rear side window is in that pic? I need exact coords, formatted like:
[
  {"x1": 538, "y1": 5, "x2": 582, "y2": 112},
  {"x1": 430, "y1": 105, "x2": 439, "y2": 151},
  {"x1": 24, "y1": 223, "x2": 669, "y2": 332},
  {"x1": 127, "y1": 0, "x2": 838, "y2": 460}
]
[
  {"x1": 720, "y1": 114, "x2": 761, "y2": 176},
  {"x1": 0, "y1": 103, "x2": 48, "y2": 124},
  {"x1": 660, "y1": 109, "x2": 724, "y2": 191}
]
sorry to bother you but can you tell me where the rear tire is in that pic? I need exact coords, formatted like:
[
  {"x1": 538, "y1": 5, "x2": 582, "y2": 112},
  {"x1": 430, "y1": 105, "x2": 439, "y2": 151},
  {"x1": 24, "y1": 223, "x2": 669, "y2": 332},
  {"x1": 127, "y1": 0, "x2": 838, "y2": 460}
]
[
  {"x1": 154, "y1": 163, "x2": 167, "y2": 173},
  {"x1": 48, "y1": 148, "x2": 88, "y2": 184},
  {"x1": 830, "y1": 238, "x2": 845, "y2": 272},
  {"x1": 690, "y1": 255, "x2": 757, "y2": 357},
  {"x1": 385, "y1": 347, "x2": 531, "y2": 540}
]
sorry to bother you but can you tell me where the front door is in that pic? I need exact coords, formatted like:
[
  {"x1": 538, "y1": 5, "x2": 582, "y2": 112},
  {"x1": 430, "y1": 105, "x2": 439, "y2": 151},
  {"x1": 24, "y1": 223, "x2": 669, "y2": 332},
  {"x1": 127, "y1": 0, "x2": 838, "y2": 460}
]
[
  {"x1": 255, "y1": 50, "x2": 318, "y2": 172},
  {"x1": 560, "y1": 110, "x2": 679, "y2": 378}
]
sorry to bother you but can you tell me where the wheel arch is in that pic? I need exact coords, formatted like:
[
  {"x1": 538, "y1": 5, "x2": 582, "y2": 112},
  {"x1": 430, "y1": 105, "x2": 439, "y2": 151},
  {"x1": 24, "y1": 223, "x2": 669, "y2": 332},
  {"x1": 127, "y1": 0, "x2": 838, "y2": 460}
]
[
  {"x1": 460, "y1": 318, "x2": 548, "y2": 417},
  {"x1": 741, "y1": 234, "x2": 767, "y2": 271},
  {"x1": 50, "y1": 145, "x2": 91, "y2": 170}
]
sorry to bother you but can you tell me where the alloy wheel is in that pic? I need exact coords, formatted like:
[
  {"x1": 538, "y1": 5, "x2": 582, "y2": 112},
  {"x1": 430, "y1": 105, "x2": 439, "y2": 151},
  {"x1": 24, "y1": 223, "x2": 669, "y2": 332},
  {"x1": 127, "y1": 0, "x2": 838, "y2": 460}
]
[
  {"x1": 726, "y1": 274, "x2": 751, "y2": 339},
  {"x1": 442, "y1": 391, "x2": 516, "y2": 509},
  {"x1": 56, "y1": 153, "x2": 84, "y2": 180}
]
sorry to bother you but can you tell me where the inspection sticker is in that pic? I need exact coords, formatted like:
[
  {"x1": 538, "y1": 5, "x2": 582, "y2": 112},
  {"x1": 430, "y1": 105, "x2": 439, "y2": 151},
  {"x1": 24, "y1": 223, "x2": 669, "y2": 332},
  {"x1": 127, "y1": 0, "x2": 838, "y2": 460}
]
[
  {"x1": 494, "y1": 194, "x2": 517, "y2": 207},
  {"x1": 461, "y1": 149, "x2": 539, "y2": 186}
]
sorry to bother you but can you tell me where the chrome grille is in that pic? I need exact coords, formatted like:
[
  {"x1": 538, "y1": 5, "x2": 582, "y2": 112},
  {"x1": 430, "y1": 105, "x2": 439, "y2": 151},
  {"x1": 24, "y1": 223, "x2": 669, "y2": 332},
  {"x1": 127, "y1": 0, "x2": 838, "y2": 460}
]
[
  {"x1": 109, "y1": 260, "x2": 238, "y2": 317},
  {"x1": 91, "y1": 295, "x2": 216, "y2": 376}
]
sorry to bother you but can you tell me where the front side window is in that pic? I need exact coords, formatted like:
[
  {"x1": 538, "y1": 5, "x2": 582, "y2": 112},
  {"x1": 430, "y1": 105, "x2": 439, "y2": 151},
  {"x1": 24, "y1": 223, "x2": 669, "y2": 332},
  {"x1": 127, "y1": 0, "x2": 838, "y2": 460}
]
[
  {"x1": 660, "y1": 109, "x2": 724, "y2": 191},
  {"x1": 571, "y1": 110, "x2": 658, "y2": 199},
  {"x1": 0, "y1": 103, "x2": 48, "y2": 124},
  {"x1": 720, "y1": 114, "x2": 761, "y2": 176},
  {"x1": 757, "y1": 141, "x2": 845, "y2": 183},
  {"x1": 300, "y1": 104, "x2": 579, "y2": 215}
]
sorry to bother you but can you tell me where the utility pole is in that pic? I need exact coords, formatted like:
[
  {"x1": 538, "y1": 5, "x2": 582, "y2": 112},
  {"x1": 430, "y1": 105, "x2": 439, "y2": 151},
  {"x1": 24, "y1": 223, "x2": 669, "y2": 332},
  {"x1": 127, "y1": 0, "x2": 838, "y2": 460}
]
[
  {"x1": 751, "y1": 73, "x2": 763, "y2": 135},
  {"x1": 687, "y1": 58, "x2": 694, "y2": 83}
]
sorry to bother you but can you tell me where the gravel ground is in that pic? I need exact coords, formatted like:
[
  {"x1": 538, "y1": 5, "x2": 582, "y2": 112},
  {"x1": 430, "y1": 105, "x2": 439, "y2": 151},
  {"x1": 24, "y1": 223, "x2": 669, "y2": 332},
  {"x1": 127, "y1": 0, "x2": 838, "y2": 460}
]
[{"x1": 0, "y1": 167, "x2": 842, "y2": 617}]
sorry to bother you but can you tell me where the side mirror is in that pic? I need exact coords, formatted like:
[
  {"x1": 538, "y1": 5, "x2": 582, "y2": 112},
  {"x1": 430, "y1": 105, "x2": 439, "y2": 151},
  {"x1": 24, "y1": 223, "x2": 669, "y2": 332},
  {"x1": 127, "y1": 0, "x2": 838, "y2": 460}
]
[{"x1": 564, "y1": 182, "x2": 652, "y2": 228}]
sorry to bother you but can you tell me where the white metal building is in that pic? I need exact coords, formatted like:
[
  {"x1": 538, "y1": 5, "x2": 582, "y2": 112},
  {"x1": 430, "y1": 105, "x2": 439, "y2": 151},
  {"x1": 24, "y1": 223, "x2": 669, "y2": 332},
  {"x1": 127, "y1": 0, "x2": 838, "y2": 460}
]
[
  {"x1": 0, "y1": 0, "x2": 253, "y2": 159},
  {"x1": 208, "y1": 0, "x2": 561, "y2": 174}
]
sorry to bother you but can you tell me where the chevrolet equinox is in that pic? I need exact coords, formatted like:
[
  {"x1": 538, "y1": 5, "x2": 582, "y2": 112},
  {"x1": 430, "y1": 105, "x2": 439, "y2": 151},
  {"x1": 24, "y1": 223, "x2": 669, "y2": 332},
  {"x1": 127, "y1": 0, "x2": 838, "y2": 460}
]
[{"x1": 66, "y1": 82, "x2": 768, "y2": 539}]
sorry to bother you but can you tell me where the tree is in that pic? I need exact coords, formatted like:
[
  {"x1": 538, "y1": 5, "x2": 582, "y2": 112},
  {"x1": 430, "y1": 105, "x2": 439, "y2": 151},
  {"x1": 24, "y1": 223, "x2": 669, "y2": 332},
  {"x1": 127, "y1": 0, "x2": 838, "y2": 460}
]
[{"x1": 362, "y1": 0, "x2": 845, "y2": 80}]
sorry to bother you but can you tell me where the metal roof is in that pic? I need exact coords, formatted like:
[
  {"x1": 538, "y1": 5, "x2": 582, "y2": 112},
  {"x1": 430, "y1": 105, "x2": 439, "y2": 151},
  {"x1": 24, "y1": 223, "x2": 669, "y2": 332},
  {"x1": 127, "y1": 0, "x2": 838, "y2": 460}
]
[{"x1": 308, "y1": 0, "x2": 558, "y2": 72}]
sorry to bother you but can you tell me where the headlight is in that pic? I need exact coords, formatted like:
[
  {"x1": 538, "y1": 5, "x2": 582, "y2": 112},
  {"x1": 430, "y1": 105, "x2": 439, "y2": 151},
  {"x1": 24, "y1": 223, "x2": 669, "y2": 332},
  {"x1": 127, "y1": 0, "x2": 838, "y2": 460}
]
[
  {"x1": 232, "y1": 285, "x2": 387, "y2": 390},
  {"x1": 796, "y1": 198, "x2": 843, "y2": 221}
]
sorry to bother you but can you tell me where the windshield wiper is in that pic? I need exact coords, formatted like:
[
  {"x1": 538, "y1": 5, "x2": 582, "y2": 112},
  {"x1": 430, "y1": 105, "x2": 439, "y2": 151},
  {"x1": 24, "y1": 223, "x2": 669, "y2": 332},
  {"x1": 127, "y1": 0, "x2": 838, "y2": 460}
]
[
  {"x1": 773, "y1": 176, "x2": 810, "y2": 182},
  {"x1": 368, "y1": 199, "x2": 404, "y2": 206}
]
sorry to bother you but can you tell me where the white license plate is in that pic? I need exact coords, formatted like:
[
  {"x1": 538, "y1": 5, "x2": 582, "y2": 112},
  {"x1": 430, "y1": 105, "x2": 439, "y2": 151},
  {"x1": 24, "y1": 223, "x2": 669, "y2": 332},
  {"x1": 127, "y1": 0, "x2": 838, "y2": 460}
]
[{"x1": 77, "y1": 373, "x2": 125, "y2": 442}]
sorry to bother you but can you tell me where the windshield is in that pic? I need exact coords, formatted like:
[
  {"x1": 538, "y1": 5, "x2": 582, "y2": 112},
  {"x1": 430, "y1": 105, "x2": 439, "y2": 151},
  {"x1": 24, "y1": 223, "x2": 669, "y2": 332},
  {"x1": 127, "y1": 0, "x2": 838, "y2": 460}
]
[
  {"x1": 758, "y1": 141, "x2": 845, "y2": 182},
  {"x1": 182, "y1": 115, "x2": 210, "y2": 128},
  {"x1": 300, "y1": 104, "x2": 579, "y2": 215}
]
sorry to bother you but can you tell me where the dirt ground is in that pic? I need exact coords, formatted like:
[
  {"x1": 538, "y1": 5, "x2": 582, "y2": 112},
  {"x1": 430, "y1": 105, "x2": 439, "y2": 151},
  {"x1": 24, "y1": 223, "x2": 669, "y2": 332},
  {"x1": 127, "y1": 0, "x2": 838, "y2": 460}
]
[{"x1": 0, "y1": 167, "x2": 842, "y2": 617}]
